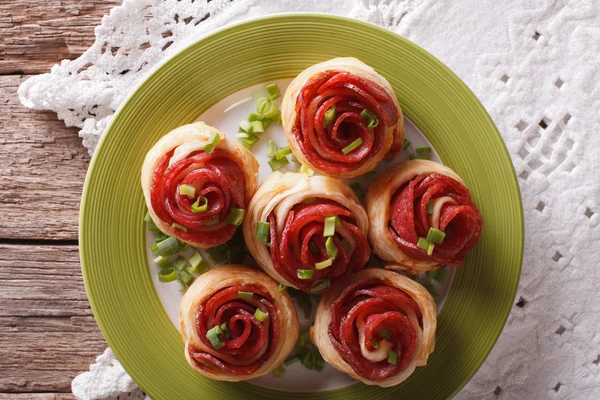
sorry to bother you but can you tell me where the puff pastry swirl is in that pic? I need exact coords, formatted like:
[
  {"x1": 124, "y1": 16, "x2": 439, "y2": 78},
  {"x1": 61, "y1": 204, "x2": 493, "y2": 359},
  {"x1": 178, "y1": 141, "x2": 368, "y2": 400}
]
[
  {"x1": 179, "y1": 265, "x2": 298, "y2": 381},
  {"x1": 365, "y1": 160, "x2": 483, "y2": 274},
  {"x1": 141, "y1": 122, "x2": 259, "y2": 248},
  {"x1": 311, "y1": 267, "x2": 436, "y2": 387},
  {"x1": 243, "y1": 172, "x2": 370, "y2": 293},
  {"x1": 282, "y1": 57, "x2": 404, "y2": 178}
]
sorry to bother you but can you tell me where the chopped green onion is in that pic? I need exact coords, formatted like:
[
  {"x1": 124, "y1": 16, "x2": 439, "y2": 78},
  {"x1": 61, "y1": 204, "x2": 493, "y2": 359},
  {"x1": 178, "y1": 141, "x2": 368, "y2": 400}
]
[
  {"x1": 266, "y1": 83, "x2": 281, "y2": 100},
  {"x1": 151, "y1": 244, "x2": 159, "y2": 252},
  {"x1": 237, "y1": 291, "x2": 254, "y2": 300},
  {"x1": 410, "y1": 154, "x2": 430, "y2": 160},
  {"x1": 235, "y1": 132, "x2": 259, "y2": 143},
  {"x1": 171, "y1": 222, "x2": 188, "y2": 232},
  {"x1": 147, "y1": 222, "x2": 161, "y2": 232},
  {"x1": 158, "y1": 267, "x2": 177, "y2": 282},
  {"x1": 302, "y1": 197, "x2": 317, "y2": 204},
  {"x1": 267, "y1": 140, "x2": 278, "y2": 157},
  {"x1": 325, "y1": 237, "x2": 338, "y2": 260},
  {"x1": 341, "y1": 137, "x2": 363, "y2": 154},
  {"x1": 323, "y1": 104, "x2": 336, "y2": 127},
  {"x1": 191, "y1": 196, "x2": 208, "y2": 213},
  {"x1": 240, "y1": 139, "x2": 253, "y2": 150},
  {"x1": 302, "y1": 348, "x2": 325, "y2": 371},
  {"x1": 173, "y1": 257, "x2": 188, "y2": 271},
  {"x1": 257, "y1": 98, "x2": 279, "y2": 119},
  {"x1": 203, "y1": 133, "x2": 221, "y2": 154},
  {"x1": 268, "y1": 156, "x2": 289, "y2": 171},
  {"x1": 426, "y1": 198, "x2": 434, "y2": 216},
  {"x1": 220, "y1": 322, "x2": 228, "y2": 332},
  {"x1": 370, "y1": 338, "x2": 379, "y2": 349},
  {"x1": 205, "y1": 216, "x2": 220, "y2": 226},
  {"x1": 250, "y1": 120, "x2": 264, "y2": 134},
  {"x1": 256, "y1": 98, "x2": 268, "y2": 113},
  {"x1": 291, "y1": 154, "x2": 299, "y2": 163},
  {"x1": 426, "y1": 227, "x2": 446, "y2": 244},
  {"x1": 239, "y1": 119, "x2": 252, "y2": 133},
  {"x1": 360, "y1": 109, "x2": 379, "y2": 130},
  {"x1": 297, "y1": 269, "x2": 315, "y2": 280},
  {"x1": 272, "y1": 366, "x2": 286, "y2": 378},
  {"x1": 277, "y1": 283, "x2": 286, "y2": 292},
  {"x1": 179, "y1": 270, "x2": 194, "y2": 286},
  {"x1": 323, "y1": 215, "x2": 339, "y2": 237},
  {"x1": 403, "y1": 139, "x2": 412, "y2": 150},
  {"x1": 388, "y1": 350, "x2": 398, "y2": 365},
  {"x1": 256, "y1": 221, "x2": 270, "y2": 245},
  {"x1": 298, "y1": 331, "x2": 311, "y2": 347},
  {"x1": 427, "y1": 242, "x2": 435, "y2": 255},
  {"x1": 415, "y1": 146, "x2": 431, "y2": 154},
  {"x1": 188, "y1": 252, "x2": 204, "y2": 270},
  {"x1": 254, "y1": 308, "x2": 269, "y2": 322},
  {"x1": 157, "y1": 237, "x2": 182, "y2": 256},
  {"x1": 262, "y1": 118, "x2": 273, "y2": 130},
  {"x1": 207, "y1": 244, "x2": 228, "y2": 264},
  {"x1": 284, "y1": 355, "x2": 301, "y2": 366},
  {"x1": 179, "y1": 184, "x2": 195, "y2": 198},
  {"x1": 226, "y1": 244, "x2": 244, "y2": 264},
  {"x1": 379, "y1": 329, "x2": 392, "y2": 339},
  {"x1": 144, "y1": 211, "x2": 153, "y2": 224},
  {"x1": 315, "y1": 258, "x2": 333, "y2": 270},
  {"x1": 427, "y1": 268, "x2": 447, "y2": 283},
  {"x1": 275, "y1": 146, "x2": 292, "y2": 160},
  {"x1": 154, "y1": 234, "x2": 168, "y2": 244},
  {"x1": 154, "y1": 255, "x2": 171, "y2": 268},
  {"x1": 225, "y1": 208, "x2": 245, "y2": 226},
  {"x1": 248, "y1": 112, "x2": 264, "y2": 122},
  {"x1": 188, "y1": 258, "x2": 209, "y2": 274},
  {"x1": 206, "y1": 325, "x2": 225, "y2": 349},
  {"x1": 310, "y1": 278, "x2": 331, "y2": 293},
  {"x1": 350, "y1": 182, "x2": 365, "y2": 199},
  {"x1": 298, "y1": 164, "x2": 315, "y2": 176},
  {"x1": 417, "y1": 237, "x2": 431, "y2": 251},
  {"x1": 272, "y1": 110, "x2": 282, "y2": 124}
]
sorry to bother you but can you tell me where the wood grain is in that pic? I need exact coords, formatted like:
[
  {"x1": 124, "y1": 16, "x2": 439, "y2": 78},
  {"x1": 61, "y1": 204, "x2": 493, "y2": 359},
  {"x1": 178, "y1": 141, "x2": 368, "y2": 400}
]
[
  {"x1": 0, "y1": 244, "x2": 106, "y2": 394},
  {"x1": 0, "y1": 0, "x2": 120, "y2": 75}
]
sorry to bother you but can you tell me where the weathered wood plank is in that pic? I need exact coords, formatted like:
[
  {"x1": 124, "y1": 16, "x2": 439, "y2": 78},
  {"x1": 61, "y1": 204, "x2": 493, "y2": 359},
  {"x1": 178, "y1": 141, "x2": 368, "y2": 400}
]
[
  {"x1": 0, "y1": 244, "x2": 106, "y2": 393},
  {"x1": 0, "y1": 75, "x2": 89, "y2": 240},
  {"x1": 0, "y1": 0, "x2": 120, "y2": 74}
]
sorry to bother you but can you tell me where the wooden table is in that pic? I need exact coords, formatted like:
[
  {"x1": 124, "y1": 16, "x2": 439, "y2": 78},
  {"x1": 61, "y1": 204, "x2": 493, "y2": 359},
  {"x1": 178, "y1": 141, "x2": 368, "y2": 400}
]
[{"x1": 0, "y1": 2, "x2": 121, "y2": 399}]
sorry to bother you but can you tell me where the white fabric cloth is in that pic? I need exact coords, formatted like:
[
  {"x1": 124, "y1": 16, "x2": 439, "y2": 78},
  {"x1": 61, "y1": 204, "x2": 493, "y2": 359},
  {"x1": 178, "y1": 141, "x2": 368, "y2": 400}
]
[{"x1": 19, "y1": 0, "x2": 600, "y2": 399}]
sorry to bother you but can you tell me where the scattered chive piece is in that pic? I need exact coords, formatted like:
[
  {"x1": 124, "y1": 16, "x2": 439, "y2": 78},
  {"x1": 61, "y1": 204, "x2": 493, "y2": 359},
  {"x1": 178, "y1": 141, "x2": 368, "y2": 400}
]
[
  {"x1": 173, "y1": 257, "x2": 188, "y2": 271},
  {"x1": 360, "y1": 109, "x2": 379, "y2": 130},
  {"x1": 144, "y1": 211, "x2": 153, "y2": 224},
  {"x1": 267, "y1": 140, "x2": 278, "y2": 158},
  {"x1": 302, "y1": 348, "x2": 325, "y2": 371},
  {"x1": 262, "y1": 118, "x2": 273, "y2": 130},
  {"x1": 225, "y1": 208, "x2": 245, "y2": 226},
  {"x1": 226, "y1": 244, "x2": 244, "y2": 264},
  {"x1": 156, "y1": 237, "x2": 182, "y2": 256},
  {"x1": 323, "y1": 215, "x2": 338, "y2": 237},
  {"x1": 350, "y1": 182, "x2": 365, "y2": 199},
  {"x1": 220, "y1": 323, "x2": 229, "y2": 333},
  {"x1": 254, "y1": 308, "x2": 269, "y2": 322},
  {"x1": 151, "y1": 244, "x2": 159, "y2": 252},
  {"x1": 239, "y1": 119, "x2": 252, "y2": 133},
  {"x1": 379, "y1": 329, "x2": 392, "y2": 339},
  {"x1": 155, "y1": 234, "x2": 168, "y2": 244},
  {"x1": 415, "y1": 146, "x2": 431, "y2": 154},
  {"x1": 272, "y1": 366, "x2": 286, "y2": 378},
  {"x1": 207, "y1": 244, "x2": 228, "y2": 264},
  {"x1": 147, "y1": 222, "x2": 161, "y2": 232},
  {"x1": 297, "y1": 269, "x2": 315, "y2": 280},
  {"x1": 403, "y1": 139, "x2": 412, "y2": 150},
  {"x1": 284, "y1": 355, "x2": 301, "y2": 366},
  {"x1": 266, "y1": 83, "x2": 281, "y2": 100},
  {"x1": 248, "y1": 112, "x2": 264, "y2": 122},
  {"x1": 315, "y1": 258, "x2": 333, "y2": 270},
  {"x1": 427, "y1": 268, "x2": 447, "y2": 283},
  {"x1": 275, "y1": 147, "x2": 292, "y2": 160},
  {"x1": 417, "y1": 237, "x2": 431, "y2": 251},
  {"x1": 240, "y1": 140, "x2": 252, "y2": 150},
  {"x1": 171, "y1": 222, "x2": 188, "y2": 232},
  {"x1": 323, "y1": 104, "x2": 336, "y2": 127},
  {"x1": 370, "y1": 338, "x2": 379, "y2": 349},
  {"x1": 206, "y1": 325, "x2": 225, "y2": 349},
  {"x1": 188, "y1": 252, "x2": 204, "y2": 270},
  {"x1": 256, "y1": 98, "x2": 269, "y2": 114},
  {"x1": 298, "y1": 164, "x2": 315, "y2": 176},
  {"x1": 158, "y1": 267, "x2": 177, "y2": 282},
  {"x1": 426, "y1": 198, "x2": 434, "y2": 216},
  {"x1": 325, "y1": 237, "x2": 338, "y2": 260},
  {"x1": 310, "y1": 278, "x2": 331, "y2": 293},
  {"x1": 179, "y1": 184, "x2": 195, "y2": 198},
  {"x1": 188, "y1": 259, "x2": 209, "y2": 274},
  {"x1": 179, "y1": 270, "x2": 194, "y2": 286},
  {"x1": 427, "y1": 242, "x2": 435, "y2": 256},
  {"x1": 260, "y1": 99, "x2": 279, "y2": 119},
  {"x1": 205, "y1": 216, "x2": 220, "y2": 227},
  {"x1": 250, "y1": 120, "x2": 264, "y2": 134},
  {"x1": 388, "y1": 350, "x2": 398, "y2": 365},
  {"x1": 154, "y1": 255, "x2": 171, "y2": 268},
  {"x1": 298, "y1": 331, "x2": 311, "y2": 347},
  {"x1": 236, "y1": 132, "x2": 259, "y2": 142},
  {"x1": 268, "y1": 156, "x2": 289, "y2": 171},
  {"x1": 256, "y1": 221, "x2": 270, "y2": 245},
  {"x1": 410, "y1": 154, "x2": 430, "y2": 160},
  {"x1": 237, "y1": 291, "x2": 253, "y2": 300},
  {"x1": 341, "y1": 137, "x2": 363, "y2": 154},
  {"x1": 426, "y1": 227, "x2": 446, "y2": 244},
  {"x1": 291, "y1": 154, "x2": 299, "y2": 163},
  {"x1": 191, "y1": 196, "x2": 208, "y2": 213},
  {"x1": 277, "y1": 283, "x2": 286, "y2": 292},
  {"x1": 272, "y1": 110, "x2": 282, "y2": 124},
  {"x1": 203, "y1": 133, "x2": 221, "y2": 154},
  {"x1": 302, "y1": 197, "x2": 317, "y2": 204}
]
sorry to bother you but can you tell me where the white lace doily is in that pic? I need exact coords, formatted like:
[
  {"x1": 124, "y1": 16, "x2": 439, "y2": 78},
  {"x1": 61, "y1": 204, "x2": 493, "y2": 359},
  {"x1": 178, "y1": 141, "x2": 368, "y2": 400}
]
[{"x1": 19, "y1": 1, "x2": 600, "y2": 399}]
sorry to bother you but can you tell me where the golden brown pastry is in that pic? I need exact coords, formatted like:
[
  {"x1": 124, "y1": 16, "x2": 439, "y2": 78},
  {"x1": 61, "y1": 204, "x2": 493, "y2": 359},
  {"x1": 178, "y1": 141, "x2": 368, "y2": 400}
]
[
  {"x1": 179, "y1": 265, "x2": 298, "y2": 381},
  {"x1": 243, "y1": 172, "x2": 370, "y2": 293},
  {"x1": 311, "y1": 267, "x2": 436, "y2": 387},
  {"x1": 281, "y1": 57, "x2": 404, "y2": 178},
  {"x1": 141, "y1": 122, "x2": 259, "y2": 248},
  {"x1": 365, "y1": 159, "x2": 483, "y2": 274}
]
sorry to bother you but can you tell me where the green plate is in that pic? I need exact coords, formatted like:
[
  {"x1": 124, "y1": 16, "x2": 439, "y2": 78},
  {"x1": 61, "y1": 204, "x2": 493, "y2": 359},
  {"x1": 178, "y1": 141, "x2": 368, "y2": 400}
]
[{"x1": 80, "y1": 14, "x2": 523, "y2": 400}]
